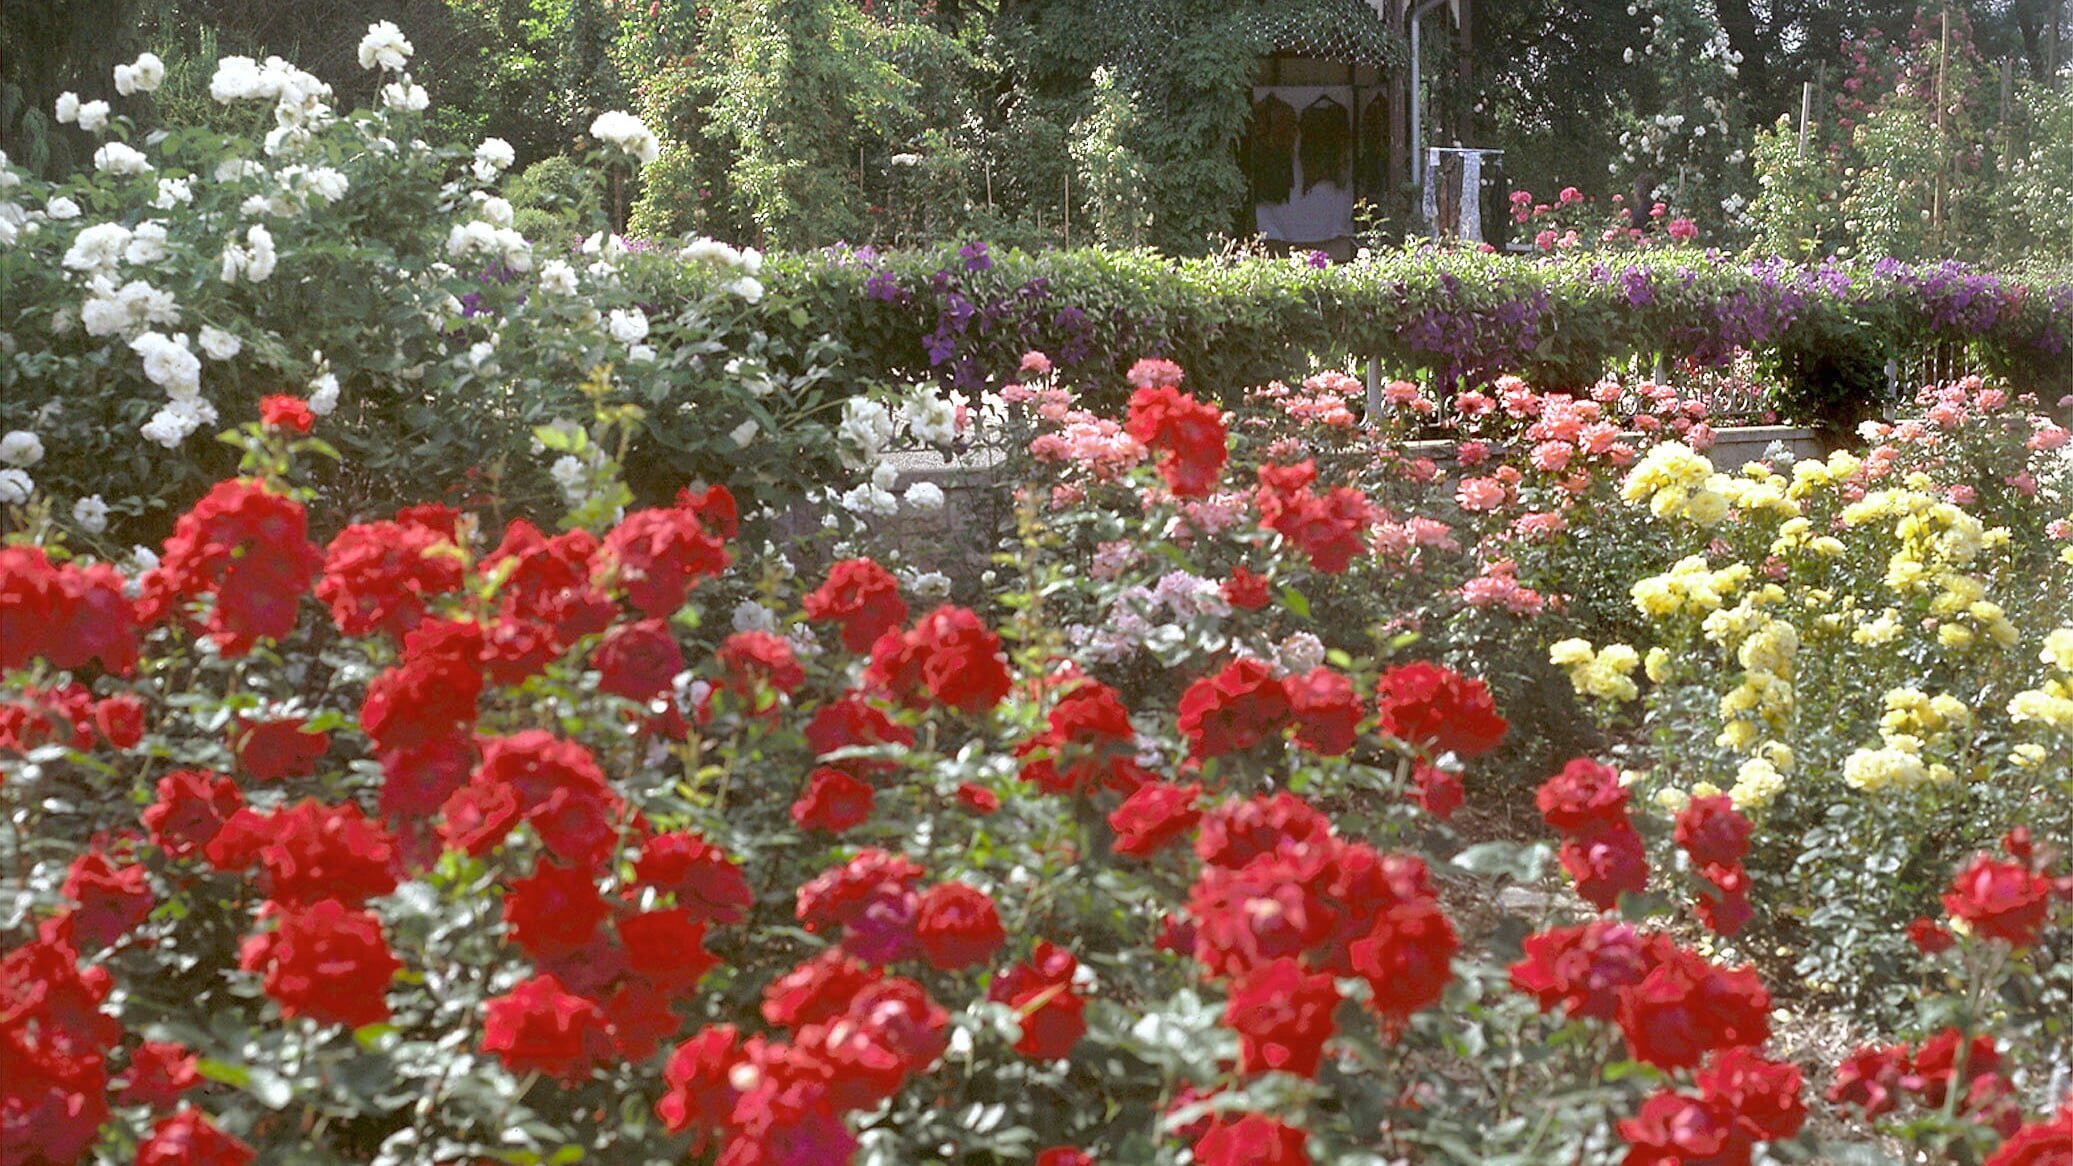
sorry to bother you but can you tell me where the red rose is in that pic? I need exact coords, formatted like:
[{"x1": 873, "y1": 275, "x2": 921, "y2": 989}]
[
  {"x1": 1254, "y1": 461, "x2": 1374, "y2": 574},
  {"x1": 617, "y1": 908, "x2": 720, "y2": 997},
  {"x1": 804, "y1": 558, "x2": 909, "y2": 653},
  {"x1": 1221, "y1": 565, "x2": 1272, "y2": 610},
  {"x1": 634, "y1": 831, "x2": 754, "y2": 924},
  {"x1": 762, "y1": 949, "x2": 881, "y2": 1029},
  {"x1": 593, "y1": 618, "x2": 686, "y2": 702},
  {"x1": 1193, "y1": 791, "x2": 1332, "y2": 870},
  {"x1": 655, "y1": 1025, "x2": 744, "y2": 1146},
  {"x1": 1019, "y1": 679, "x2": 1148, "y2": 794},
  {"x1": 1907, "y1": 916, "x2": 1956, "y2": 955},
  {"x1": 258, "y1": 394, "x2": 314, "y2": 432},
  {"x1": 60, "y1": 851, "x2": 154, "y2": 950},
  {"x1": 0, "y1": 936, "x2": 118, "y2": 1162},
  {"x1": 1408, "y1": 761, "x2": 1464, "y2": 821},
  {"x1": 1617, "y1": 1090, "x2": 1736, "y2": 1166},
  {"x1": 1508, "y1": 920, "x2": 1667, "y2": 1022},
  {"x1": 135, "y1": 479, "x2": 323, "y2": 656},
  {"x1": 1675, "y1": 795, "x2": 1753, "y2": 868},
  {"x1": 601, "y1": 499, "x2": 732, "y2": 618},
  {"x1": 1696, "y1": 1047, "x2": 1806, "y2": 1143},
  {"x1": 1348, "y1": 898, "x2": 1458, "y2": 1024},
  {"x1": 1225, "y1": 956, "x2": 1339, "y2": 1077},
  {"x1": 865, "y1": 605, "x2": 1012, "y2": 714},
  {"x1": 1125, "y1": 383, "x2": 1228, "y2": 497},
  {"x1": 791, "y1": 767, "x2": 875, "y2": 832},
  {"x1": 1037, "y1": 1150, "x2": 1096, "y2": 1166},
  {"x1": 1, "y1": 545, "x2": 139, "y2": 674},
  {"x1": 1558, "y1": 821, "x2": 1650, "y2": 911},
  {"x1": 135, "y1": 1107, "x2": 255, "y2": 1166},
  {"x1": 481, "y1": 973, "x2": 610, "y2": 1082},
  {"x1": 141, "y1": 769, "x2": 244, "y2": 861},
  {"x1": 602, "y1": 979, "x2": 682, "y2": 1060},
  {"x1": 361, "y1": 618, "x2": 485, "y2": 752},
  {"x1": 254, "y1": 799, "x2": 398, "y2": 907},
  {"x1": 1194, "y1": 1114, "x2": 1310, "y2": 1166},
  {"x1": 1284, "y1": 667, "x2": 1362, "y2": 756},
  {"x1": 504, "y1": 861, "x2": 609, "y2": 958},
  {"x1": 232, "y1": 716, "x2": 330, "y2": 782},
  {"x1": 1943, "y1": 855, "x2": 2053, "y2": 948},
  {"x1": 1535, "y1": 757, "x2": 1630, "y2": 833},
  {"x1": 93, "y1": 693, "x2": 146, "y2": 749},
  {"x1": 1694, "y1": 863, "x2": 1753, "y2": 937},
  {"x1": 795, "y1": 976, "x2": 948, "y2": 1109},
  {"x1": 1178, "y1": 658, "x2": 1292, "y2": 759},
  {"x1": 1615, "y1": 948, "x2": 1770, "y2": 1070},
  {"x1": 1984, "y1": 1105, "x2": 2073, "y2": 1166},
  {"x1": 237, "y1": 899, "x2": 399, "y2": 1028},
  {"x1": 714, "y1": 629, "x2": 806, "y2": 713},
  {"x1": 118, "y1": 1041, "x2": 202, "y2": 1109},
  {"x1": 377, "y1": 732, "x2": 475, "y2": 820},
  {"x1": 1909, "y1": 1027, "x2": 2001, "y2": 1109},
  {"x1": 1108, "y1": 781, "x2": 1202, "y2": 857},
  {"x1": 1374, "y1": 661, "x2": 1508, "y2": 759},
  {"x1": 1827, "y1": 1043, "x2": 1911, "y2": 1118},
  {"x1": 438, "y1": 781, "x2": 522, "y2": 855},
  {"x1": 955, "y1": 781, "x2": 1000, "y2": 813},
  {"x1": 914, "y1": 882, "x2": 1007, "y2": 971},
  {"x1": 989, "y1": 941, "x2": 1087, "y2": 1060},
  {"x1": 804, "y1": 690, "x2": 915, "y2": 775},
  {"x1": 796, "y1": 849, "x2": 925, "y2": 964}
]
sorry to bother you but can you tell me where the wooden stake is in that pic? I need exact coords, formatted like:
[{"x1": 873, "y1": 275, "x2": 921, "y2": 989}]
[
  {"x1": 1798, "y1": 80, "x2": 1813, "y2": 157},
  {"x1": 1064, "y1": 171, "x2": 1071, "y2": 248},
  {"x1": 1934, "y1": 7, "x2": 1949, "y2": 234}
]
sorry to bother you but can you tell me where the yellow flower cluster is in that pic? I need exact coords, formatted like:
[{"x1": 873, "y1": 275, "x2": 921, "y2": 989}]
[
  {"x1": 1701, "y1": 596, "x2": 1799, "y2": 751},
  {"x1": 1783, "y1": 449, "x2": 1864, "y2": 501},
  {"x1": 1878, "y1": 688, "x2": 1973, "y2": 743},
  {"x1": 1632, "y1": 556, "x2": 1750, "y2": 619},
  {"x1": 1841, "y1": 739, "x2": 1954, "y2": 791},
  {"x1": 1548, "y1": 638, "x2": 1641, "y2": 703},
  {"x1": 2007, "y1": 628, "x2": 2073, "y2": 733},
  {"x1": 1621, "y1": 442, "x2": 1732, "y2": 525}
]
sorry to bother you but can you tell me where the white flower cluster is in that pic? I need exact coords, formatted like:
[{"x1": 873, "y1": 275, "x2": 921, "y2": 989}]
[
  {"x1": 55, "y1": 92, "x2": 112, "y2": 134},
  {"x1": 210, "y1": 55, "x2": 335, "y2": 156},
  {"x1": 2, "y1": 430, "x2": 45, "y2": 501},
  {"x1": 680, "y1": 236, "x2": 765, "y2": 301},
  {"x1": 220, "y1": 223, "x2": 278, "y2": 283},
  {"x1": 588, "y1": 111, "x2": 660, "y2": 166},
  {"x1": 113, "y1": 53, "x2": 166, "y2": 97},
  {"x1": 473, "y1": 137, "x2": 516, "y2": 183},
  {"x1": 446, "y1": 219, "x2": 532, "y2": 272},
  {"x1": 131, "y1": 332, "x2": 218, "y2": 448},
  {"x1": 357, "y1": 21, "x2": 414, "y2": 72}
]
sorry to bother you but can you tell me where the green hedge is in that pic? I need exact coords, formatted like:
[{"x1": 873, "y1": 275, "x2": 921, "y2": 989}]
[{"x1": 769, "y1": 245, "x2": 2073, "y2": 425}]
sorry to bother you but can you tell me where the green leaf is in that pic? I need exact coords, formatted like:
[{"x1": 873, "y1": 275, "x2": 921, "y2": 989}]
[
  {"x1": 1279, "y1": 586, "x2": 1310, "y2": 619},
  {"x1": 1450, "y1": 841, "x2": 1553, "y2": 884}
]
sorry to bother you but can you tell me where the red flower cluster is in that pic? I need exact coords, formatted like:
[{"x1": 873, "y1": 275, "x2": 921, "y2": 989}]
[
  {"x1": 2, "y1": 683, "x2": 143, "y2": 755},
  {"x1": 1373, "y1": 661, "x2": 1509, "y2": 760},
  {"x1": 0, "y1": 545, "x2": 137, "y2": 674},
  {"x1": 865, "y1": 605, "x2": 1012, "y2": 714},
  {"x1": 803, "y1": 558, "x2": 909, "y2": 653},
  {"x1": 135, "y1": 1106, "x2": 255, "y2": 1166},
  {"x1": 599, "y1": 488, "x2": 735, "y2": 618},
  {"x1": 1019, "y1": 677, "x2": 1150, "y2": 794},
  {"x1": 714, "y1": 630, "x2": 805, "y2": 712},
  {"x1": 237, "y1": 899, "x2": 400, "y2": 1029},
  {"x1": 1, "y1": 934, "x2": 122, "y2": 1162},
  {"x1": 60, "y1": 850, "x2": 154, "y2": 951},
  {"x1": 315, "y1": 513, "x2": 463, "y2": 639},
  {"x1": 795, "y1": 849, "x2": 928, "y2": 965},
  {"x1": 1194, "y1": 1113, "x2": 1311, "y2": 1166},
  {"x1": 1536, "y1": 757, "x2": 1648, "y2": 911},
  {"x1": 1986, "y1": 1099, "x2": 2073, "y2": 1166},
  {"x1": 989, "y1": 940, "x2": 1089, "y2": 1060},
  {"x1": 1944, "y1": 854, "x2": 2056, "y2": 949},
  {"x1": 1175, "y1": 659, "x2": 1368, "y2": 761},
  {"x1": 1254, "y1": 460, "x2": 1373, "y2": 573},
  {"x1": 1125, "y1": 381, "x2": 1228, "y2": 497},
  {"x1": 1509, "y1": 919, "x2": 1670, "y2": 1021},
  {"x1": 1620, "y1": 1048, "x2": 1805, "y2": 1165},
  {"x1": 791, "y1": 767, "x2": 874, "y2": 832},
  {"x1": 1829, "y1": 1028, "x2": 2021, "y2": 1135},
  {"x1": 592, "y1": 617, "x2": 686, "y2": 702},
  {"x1": 1221, "y1": 564, "x2": 1272, "y2": 610},
  {"x1": 1224, "y1": 956, "x2": 1339, "y2": 1076},
  {"x1": 1108, "y1": 781, "x2": 1203, "y2": 857},
  {"x1": 232, "y1": 716, "x2": 330, "y2": 782},
  {"x1": 439, "y1": 732, "x2": 624, "y2": 871},
  {"x1": 136, "y1": 479, "x2": 324, "y2": 656},
  {"x1": 481, "y1": 973, "x2": 612, "y2": 1082},
  {"x1": 1186, "y1": 793, "x2": 1456, "y2": 1043},
  {"x1": 1674, "y1": 795, "x2": 1754, "y2": 936}
]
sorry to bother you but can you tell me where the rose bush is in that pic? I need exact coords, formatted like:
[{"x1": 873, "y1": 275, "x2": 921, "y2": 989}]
[{"x1": 6, "y1": 361, "x2": 2072, "y2": 1163}]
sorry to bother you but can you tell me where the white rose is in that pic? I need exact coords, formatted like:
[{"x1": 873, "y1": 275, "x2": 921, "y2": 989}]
[
  {"x1": 47, "y1": 196, "x2": 82, "y2": 220},
  {"x1": 358, "y1": 21, "x2": 415, "y2": 72},
  {"x1": 0, "y1": 469, "x2": 32, "y2": 505},
  {"x1": 732, "y1": 600, "x2": 778, "y2": 633},
  {"x1": 903, "y1": 387, "x2": 958, "y2": 446},
  {"x1": 606, "y1": 307, "x2": 649, "y2": 345},
  {"x1": 77, "y1": 100, "x2": 112, "y2": 133},
  {"x1": 475, "y1": 194, "x2": 514, "y2": 227},
  {"x1": 72, "y1": 495, "x2": 110, "y2": 534},
  {"x1": 55, "y1": 92, "x2": 80, "y2": 123},
  {"x1": 587, "y1": 110, "x2": 660, "y2": 165},
  {"x1": 903, "y1": 481, "x2": 945, "y2": 511},
  {"x1": 730, "y1": 419, "x2": 759, "y2": 447},
  {"x1": 93, "y1": 141, "x2": 153, "y2": 176},
  {"x1": 124, "y1": 221, "x2": 169, "y2": 264},
  {"x1": 128, "y1": 52, "x2": 166, "y2": 94},
  {"x1": 62, "y1": 222, "x2": 131, "y2": 273},
  {"x1": 308, "y1": 372, "x2": 340, "y2": 415},
  {"x1": 380, "y1": 81, "x2": 428, "y2": 112},
  {"x1": 538, "y1": 259, "x2": 578, "y2": 296},
  {"x1": 473, "y1": 137, "x2": 515, "y2": 182},
  {"x1": 199, "y1": 326, "x2": 242, "y2": 361},
  {"x1": 0, "y1": 430, "x2": 45, "y2": 467},
  {"x1": 303, "y1": 167, "x2": 348, "y2": 202}
]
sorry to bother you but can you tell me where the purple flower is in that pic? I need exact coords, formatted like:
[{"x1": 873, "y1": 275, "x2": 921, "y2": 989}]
[
  {"x1": 1307, "y1": 250, "x2": 1330, "y2": 269},
  {"x1": 959, "y1": 240, "x2": 991, "y2": 272}
]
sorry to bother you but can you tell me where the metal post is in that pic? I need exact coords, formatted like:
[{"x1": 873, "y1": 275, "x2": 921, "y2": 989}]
[
  {"x1": 1408, "y1": 0, "x2": 1447, "y2": 189},
  {"x1": 1798, "y1": 81, "x2": 1813, "y2": 157}
]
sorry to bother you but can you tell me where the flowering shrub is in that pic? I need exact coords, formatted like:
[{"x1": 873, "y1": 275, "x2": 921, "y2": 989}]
[
  {"x1": 7, "y1": 338, "x2": 2073, "y2": 1166},
  {"x1": 0, "y1": 32, "x2": 855, "y2": 550}
]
